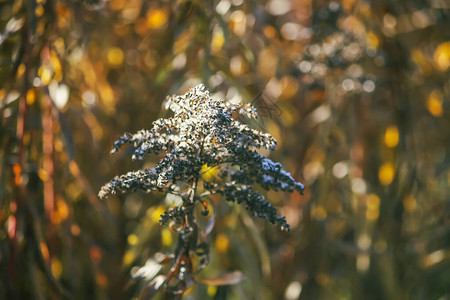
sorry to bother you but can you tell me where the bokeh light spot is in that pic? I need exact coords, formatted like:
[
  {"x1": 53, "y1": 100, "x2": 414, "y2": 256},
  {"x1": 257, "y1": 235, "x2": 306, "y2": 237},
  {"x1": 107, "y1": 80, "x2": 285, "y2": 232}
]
[
  {"x1": 161, "y1": 228, "x2": 173, "y2": 246},
  {"x1": 123, "y1": 250, "x2": 136, "y2": 265},
  {"x1": 384, "y1": 126, "x2": 399, "y2": 148},
  {"x1": 266, "y1": 0, "x2": 291, "y2": 16},
  {"x1": 207, "y1": 285, "x2": 218, "y2": 297},
  {"x1": 128, "y1": 234, "x2": 139, "y2": 246},
  {"x1": 51, "y1": 258, "x2": 63, "y2": 278},
  {"x1": 280, "y1": 76, "x2": 299, "y2": 99},
  {"x1": 151, "y1": 206, "x2": 165, "y2": 224},
  {"x1": 312, "y1": 206, "x2": 327, "y2": 221},
  {"x1": 433, "y1": 41, "x2": 450, "y2": 71},
  {"x1": 263, "y1": 25, "x2": 277, "y2": 39},
  {"x1": 211, "y1": 28, "x2": 225, "y2": 54},
  {"x1": 40, "y1": 242, "x2": 50, "y2": 262},
  {"x1": 315, "y1": 273, "x2": 330, "y2": 286},
  {"x1": 366, "y1": 31, "x2": 379, "y2": 49},
  {"x1": 356, "y1": 253, "x2": 370, "y2": 272},
  {"x1": 96, "y1": 273, "x2": 108, "y2": 287},
  {"x1": 351, "y1": 177, "x2": 367, "y2": 194},
  {"x1": 332, "y1": 161, "x2": 348, "y2": 179},
  {"x1": 403, "y1": 194, "x2": 417, "y2": 212},
  {"x1": 366, "y1": 194, "x2": 380, "y2": 210},
  {"x1": 230, "y1": 10, "x2": 246, "y2": 36},
  {"x1": 284, "y1": 281, "x2": 302, "y2": 300},
  {"x1": 216, "y1": 0, "x2": 231, "y2": 15},
  {"x1": 107, "y1": 47, "x2": 124, "y2": 66},
  {"x1": 71, "y1": 224, "x2": 81, "y2": 236},
  {"x1": 146, "y1": 8, "x2": 168, "y2": 29},
  {"x1": 379, "y1": 162, "x2": 395, "y2": 185},
  {"x1": 26, "y1": 89, "x2": 36, "y2": 105},
  {"x1": 215, "y1": 233, "x2": 230, "y2": 253},
  {"x1": 38, "y1": 66, "x2": 53, "y2": 85},
  {"x1": 426, "y1": 90, "x2": 443, "y2": 117}
]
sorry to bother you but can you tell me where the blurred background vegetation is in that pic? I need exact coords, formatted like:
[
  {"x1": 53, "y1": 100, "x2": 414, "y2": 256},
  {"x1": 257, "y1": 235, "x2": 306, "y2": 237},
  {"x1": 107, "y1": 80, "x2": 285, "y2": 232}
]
[{"x1": 1, "y1": 0, "x2": 450, "y2": 299}]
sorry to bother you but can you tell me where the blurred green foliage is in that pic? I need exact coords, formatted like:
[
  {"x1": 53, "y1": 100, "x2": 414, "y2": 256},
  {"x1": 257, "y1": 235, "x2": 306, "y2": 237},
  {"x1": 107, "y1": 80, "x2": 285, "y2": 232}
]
[{"x1": 1, "y1": 0, "x2": 449, "y2": 299}]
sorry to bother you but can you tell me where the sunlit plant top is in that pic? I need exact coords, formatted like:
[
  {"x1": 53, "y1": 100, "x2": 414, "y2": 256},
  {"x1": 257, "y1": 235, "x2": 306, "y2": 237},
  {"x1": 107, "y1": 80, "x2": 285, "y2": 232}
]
[{"x1": 99, "y1": 84, "x2": 304, "y2": 295}]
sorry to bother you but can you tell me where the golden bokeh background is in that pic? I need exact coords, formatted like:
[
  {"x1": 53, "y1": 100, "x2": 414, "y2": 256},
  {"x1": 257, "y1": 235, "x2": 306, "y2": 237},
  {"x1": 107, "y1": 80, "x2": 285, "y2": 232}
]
[{"x1": 1, "y1": 0, "x2": 449, "y2": 299}]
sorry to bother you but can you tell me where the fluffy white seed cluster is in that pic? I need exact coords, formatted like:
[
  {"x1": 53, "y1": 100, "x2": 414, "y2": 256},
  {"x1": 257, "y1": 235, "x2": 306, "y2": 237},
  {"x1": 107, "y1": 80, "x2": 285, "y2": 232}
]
[{"x1": 99, "y1": 84, "x2": 304, "y2": 230}]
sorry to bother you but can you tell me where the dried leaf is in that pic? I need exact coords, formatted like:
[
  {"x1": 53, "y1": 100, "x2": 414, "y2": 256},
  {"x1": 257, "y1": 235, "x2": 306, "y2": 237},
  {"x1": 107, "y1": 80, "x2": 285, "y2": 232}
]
[
  {"x1": 139, "y1": 275, "x2": 166, "y2": 300},
  {"x1": 195, "y1": 271, "x2": 245, "y2": 286},
  {"x1": 131, "y1": 259, "x2": 162, "y2": 281}
]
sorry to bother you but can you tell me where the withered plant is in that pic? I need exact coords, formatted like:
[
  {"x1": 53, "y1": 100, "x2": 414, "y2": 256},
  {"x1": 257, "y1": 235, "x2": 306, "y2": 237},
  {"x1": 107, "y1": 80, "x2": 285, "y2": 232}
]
[{"x1": 99, "y1": 84, "x2": 304, "y2": 297}]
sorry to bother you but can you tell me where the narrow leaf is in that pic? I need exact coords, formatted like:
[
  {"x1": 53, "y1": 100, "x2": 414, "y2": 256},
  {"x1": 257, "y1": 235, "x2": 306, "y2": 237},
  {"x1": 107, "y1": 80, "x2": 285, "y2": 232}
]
[{"x1": 195, "y1": 271, "x2": 245, "y2": 286}]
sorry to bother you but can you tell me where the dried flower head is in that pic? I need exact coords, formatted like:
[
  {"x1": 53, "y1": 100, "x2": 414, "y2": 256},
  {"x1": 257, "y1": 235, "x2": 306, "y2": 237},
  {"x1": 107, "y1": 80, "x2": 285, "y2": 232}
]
[{"x1": 99, "y1": 84, "x2": 304, "y2": 294}]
